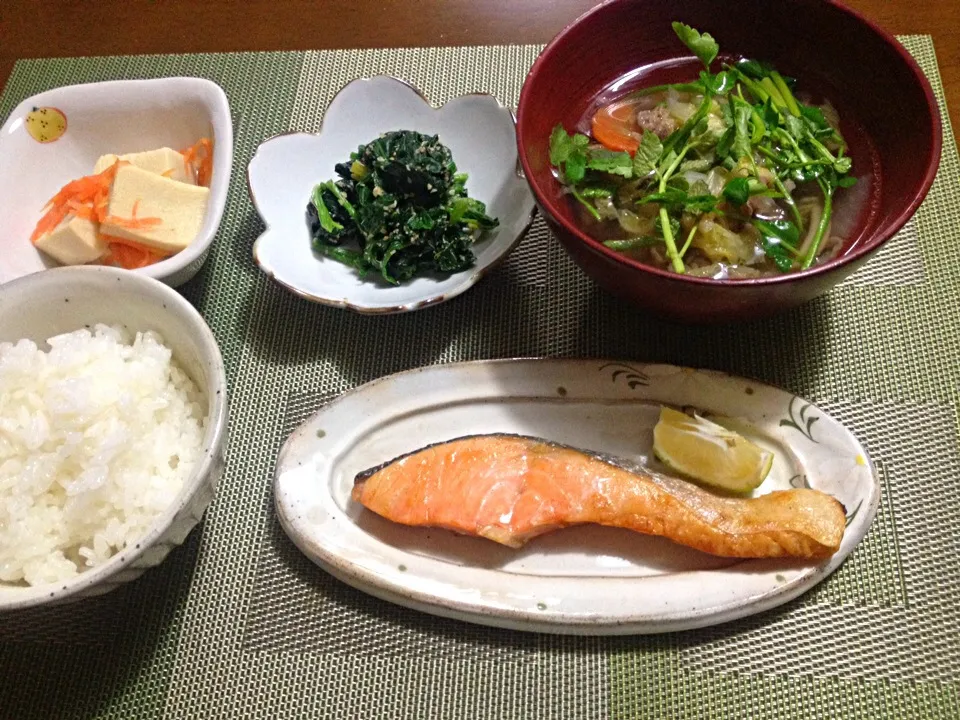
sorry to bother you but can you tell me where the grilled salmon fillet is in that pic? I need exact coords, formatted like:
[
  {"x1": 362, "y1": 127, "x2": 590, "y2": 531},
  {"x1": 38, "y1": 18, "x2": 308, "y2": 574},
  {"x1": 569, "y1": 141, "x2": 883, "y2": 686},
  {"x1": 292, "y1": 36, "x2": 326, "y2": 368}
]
[{"x1": 351, "y1": 434, "x2": 846, "y2": 559}]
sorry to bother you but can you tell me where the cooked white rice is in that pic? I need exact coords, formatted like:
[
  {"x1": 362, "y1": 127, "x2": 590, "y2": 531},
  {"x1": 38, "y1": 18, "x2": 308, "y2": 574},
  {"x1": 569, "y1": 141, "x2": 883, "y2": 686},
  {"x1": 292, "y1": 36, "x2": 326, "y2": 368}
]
[{"x1": 0, "y1": 324, "x2": 205, "y2": 587}]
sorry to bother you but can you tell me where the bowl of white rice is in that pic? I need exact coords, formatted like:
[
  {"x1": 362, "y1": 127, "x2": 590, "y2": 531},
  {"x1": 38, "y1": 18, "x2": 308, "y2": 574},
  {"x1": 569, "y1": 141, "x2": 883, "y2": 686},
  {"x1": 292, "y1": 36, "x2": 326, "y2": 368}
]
[{"x1": 0, "y1": 265, "x2": 227, "y2": 609}]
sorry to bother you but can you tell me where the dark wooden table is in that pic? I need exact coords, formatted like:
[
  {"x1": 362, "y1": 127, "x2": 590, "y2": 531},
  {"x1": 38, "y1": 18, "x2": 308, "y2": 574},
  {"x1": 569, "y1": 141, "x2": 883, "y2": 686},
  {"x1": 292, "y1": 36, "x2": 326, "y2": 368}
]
[{"x1": 2, "y1": 0, "x2": 957, "y2": 141}]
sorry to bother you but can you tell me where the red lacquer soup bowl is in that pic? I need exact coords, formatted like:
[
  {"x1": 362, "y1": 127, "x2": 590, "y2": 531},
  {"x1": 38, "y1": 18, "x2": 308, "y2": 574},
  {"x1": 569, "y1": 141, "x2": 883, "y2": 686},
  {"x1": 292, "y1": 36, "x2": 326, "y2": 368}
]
[{"x1": 516, "y1": 0, "x2": 941, "y2": 322}]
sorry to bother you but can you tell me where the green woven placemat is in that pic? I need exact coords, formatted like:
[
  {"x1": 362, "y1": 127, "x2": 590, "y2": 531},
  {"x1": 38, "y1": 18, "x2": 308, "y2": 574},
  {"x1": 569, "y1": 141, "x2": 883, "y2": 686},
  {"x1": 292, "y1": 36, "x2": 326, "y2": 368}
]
[{"x1": 0, "y1": 38, "x2": 958, "y2": 720}]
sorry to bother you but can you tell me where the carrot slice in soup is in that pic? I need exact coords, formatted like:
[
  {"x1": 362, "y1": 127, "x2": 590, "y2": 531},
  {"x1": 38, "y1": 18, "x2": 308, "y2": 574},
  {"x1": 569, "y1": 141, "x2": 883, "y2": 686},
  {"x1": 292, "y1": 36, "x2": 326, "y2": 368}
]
[{"x1": 591, "y1": 99, "x2": 644, "y2": 154}]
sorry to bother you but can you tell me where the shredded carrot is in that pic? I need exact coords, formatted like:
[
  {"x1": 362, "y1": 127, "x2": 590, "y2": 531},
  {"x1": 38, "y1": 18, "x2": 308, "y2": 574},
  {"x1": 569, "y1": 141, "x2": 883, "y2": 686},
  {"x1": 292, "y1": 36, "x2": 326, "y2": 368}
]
[
  {"x1": 101, "y1": 233, "x2": 169, "y2": 269},
  {"x1": 102, "y1": 243, "x2": 156, "y2": 269},
  {"x1": 94, "y1": 194, "x2": 110, "y2": 219},
  {"x1": 180, "y1": 137, "x2": 213, "y2": 187},
  {"x1": 31, "y1": 155, "x2": 183, "y2": 272},
  {"x1": 101, "y1": 214, "x2": 162, "y2": 230},
  {"x1": 30, "y1": 161, "x2": 123, "y2": 244},
  {"x1": 103, "y1": 187, "x2": 163, "y2": 229},
  {"x1": 31, "y1": 157, "x2": 177, "y2": 273},
  {"x1": 100, "y1": 233, "x2": 167, "y2": 253},
  {"x1": 65, "y1": 199, "x2": 98, "y2": 221}
]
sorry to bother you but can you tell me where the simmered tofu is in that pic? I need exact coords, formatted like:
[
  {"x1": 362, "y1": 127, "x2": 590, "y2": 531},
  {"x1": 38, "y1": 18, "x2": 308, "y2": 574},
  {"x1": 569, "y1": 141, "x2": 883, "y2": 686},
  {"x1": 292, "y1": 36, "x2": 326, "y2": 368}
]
[
  {"x1": 34, "y1": 215, "x2": 107, "y2": 265},
  {"x1": 100, "y1": 165, "x2": 210, "y2": 254},
  {"x1": 94, "y1": 147, "x2": 194, "y2": 185}
]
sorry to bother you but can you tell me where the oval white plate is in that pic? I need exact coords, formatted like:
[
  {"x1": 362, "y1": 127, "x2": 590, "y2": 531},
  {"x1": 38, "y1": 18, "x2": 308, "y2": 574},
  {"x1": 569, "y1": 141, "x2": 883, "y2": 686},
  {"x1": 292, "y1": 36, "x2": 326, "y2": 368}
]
[
  {"x1": 275, "y1": 360, "x2": 879, "y2": 634},
  {"x1": 248, "y1": 76, "x2": 536, "y2": 313}
]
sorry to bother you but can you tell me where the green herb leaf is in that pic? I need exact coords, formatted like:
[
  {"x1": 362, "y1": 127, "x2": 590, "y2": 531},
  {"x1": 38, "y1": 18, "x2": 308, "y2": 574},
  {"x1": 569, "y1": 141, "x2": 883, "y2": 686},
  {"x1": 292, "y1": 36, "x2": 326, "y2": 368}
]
[
  {"x1": 783, "y1": 114, "x2": 806, "y2": 141},
  {"x1": 753, "y1": 218, "x2": 800, "y2": 247},
  {"x1": 640, "y1": 186, "x2": 717, "y2": 214},
  {"x1": 753, "y1": 218, "x2": 800, "y2": 272},
  {"x1": 449, "y1": 197, "x2": 499, "y2": 230},
  {"x1": 313, "y1": 243, "x2": 368, "y2": 272},
  {"x1": 603, "y1": 236, "x2": 663, "y2": 251},
  {"x1": 716, "y1": 126, "x2": 735, "y2": 159},
  {"x1": 672, "y1": 22, "x2": 719, "y2": 68},
  {"x1": 638, "y1": 186, "x2": 687, "y2": 206},
  {"x1": 759, "y1": 98, "x2": 780, "y2": 128},
  {"x1": 688, "y1": 115, "x2": 719, "y2": 147},
  {"x1": 662, "y1": 93, "x2": 716, "y2": 161},
  {"x1": 579, "y1": 185, "x2": 615, "y2": 198},
  {"x1": 700, "y1": 70, "x2": 734, "y2": 95},
  {"x1": 761, "y1": 237, "x2": 795, "y2": 272},
  {"x1": 836, "y1": 175, "x2": 858, "y2": 188},
  {"x1": 408, "y1": 212, "x2": 436, "y2": 231},
  {"x1": 565, "y1": 151, "x2": 587, "y2": 183},
  {"x1": 799, "y1": 104, "x2": 830, "y2": 130},
  {"x1": 549, "y1": 124, "x2": 572, "y2": 165},
  {"x1": 586, "y1": 148, "x2": 634, "y2": 178},
  {"x1": 799, "y1": 105, "x2": 841, "y2": 143},
  {"x1": 311, "y1": 183, "x2": 344, "y2": 234},
  {"x1": 682, "y1": 195, "x2": 721, "y2": 213},
  {"x1": 678, "y1": 153, "x2": 716, "y2": 173},
  {"x1": 833, "y1": 156, "x2": 853, "y2": 174},
  {"x1": 750, "y1": 107, "x2": 766, "y2": 143},
  {"x1": 447, "y1": 197, "x2": 472, "y2": 224},
  {"x1": 657, "y1": 148, "x2": 679, "y2": 177},
  {"x1": 722, "y1": 176, "x2": 751, "y2": 206},
  {"x1": 771, "y1": 71, "x2": 801, "y2": 117},
  {"x1": 633, "y1": 131, "x2": 664, "y2": 177},
  {"x1": 689, "y1": 179, "x2": 711, "y2": 197},
  {"x1": 731, "y1": 103, "x2": 753, "y2": 161},
  {"x1": 549, "y1": 124, "x2": 591, "y2": 183},
  {"x1": 570, "y1": 186, "x2": 601, "y2": 220},
  {"x1": 655, "y1": 212, "x2": 682, "y2": 239},
  {"x1": 795, "y1": 164, "x2": 825, "y2": 183},
  {"x1": 735, "y1": 58, "x2": 778, "y2": 80},
  {"x1": 720, "y1": 96, "x2": 735, "y2": 125}
]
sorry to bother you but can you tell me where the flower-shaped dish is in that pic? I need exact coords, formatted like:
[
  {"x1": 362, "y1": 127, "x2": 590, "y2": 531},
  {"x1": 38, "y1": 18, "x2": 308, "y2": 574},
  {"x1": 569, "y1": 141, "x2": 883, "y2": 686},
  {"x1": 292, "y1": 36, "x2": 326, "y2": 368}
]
[{"x1": 248, "y1": 76, "x2": 536, "y2": 314}]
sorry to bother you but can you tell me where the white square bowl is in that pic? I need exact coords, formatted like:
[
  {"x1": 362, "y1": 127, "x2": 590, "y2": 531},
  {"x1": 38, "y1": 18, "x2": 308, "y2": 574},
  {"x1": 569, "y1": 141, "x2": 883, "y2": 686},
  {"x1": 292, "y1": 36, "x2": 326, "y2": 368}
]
[{"x1": 0, "y1": 77, "x2": 233, "y2": 287}]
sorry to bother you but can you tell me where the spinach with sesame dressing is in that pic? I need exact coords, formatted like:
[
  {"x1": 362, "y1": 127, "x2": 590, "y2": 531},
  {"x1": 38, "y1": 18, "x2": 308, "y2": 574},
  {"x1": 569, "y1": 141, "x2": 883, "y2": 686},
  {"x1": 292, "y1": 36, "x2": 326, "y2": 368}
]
[{"x1": 306, "y1": 130, "x2": 498, "y2": 285}]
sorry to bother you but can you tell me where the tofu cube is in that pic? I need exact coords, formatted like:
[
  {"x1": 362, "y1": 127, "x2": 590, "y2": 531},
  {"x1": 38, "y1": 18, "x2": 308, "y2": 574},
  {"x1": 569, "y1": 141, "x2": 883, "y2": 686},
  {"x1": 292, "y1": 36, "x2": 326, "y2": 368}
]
[
  {"x1": 101, "y1": 165, "x2": 210, "y2": 254},
  {"x1": 94, "y1": 147, "x2": 194, "y2": 185},
  {"x1": 34, "y1": 215, "x2": 107, "y2": 265}
]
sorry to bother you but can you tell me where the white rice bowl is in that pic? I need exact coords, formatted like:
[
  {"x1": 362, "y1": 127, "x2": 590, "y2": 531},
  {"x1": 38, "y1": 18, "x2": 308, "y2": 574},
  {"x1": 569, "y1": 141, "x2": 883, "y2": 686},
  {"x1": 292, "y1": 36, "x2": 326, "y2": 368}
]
[{"x1": 0, "y1": 323, "x2": 206, "y2": 587}]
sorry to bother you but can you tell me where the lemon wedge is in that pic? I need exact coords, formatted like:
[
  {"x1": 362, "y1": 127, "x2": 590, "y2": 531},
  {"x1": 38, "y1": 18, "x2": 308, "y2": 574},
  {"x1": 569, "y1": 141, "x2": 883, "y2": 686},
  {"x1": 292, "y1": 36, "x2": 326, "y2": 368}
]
[{"x1": 652, "y1": 406, "x2": 773, "y2": 492}]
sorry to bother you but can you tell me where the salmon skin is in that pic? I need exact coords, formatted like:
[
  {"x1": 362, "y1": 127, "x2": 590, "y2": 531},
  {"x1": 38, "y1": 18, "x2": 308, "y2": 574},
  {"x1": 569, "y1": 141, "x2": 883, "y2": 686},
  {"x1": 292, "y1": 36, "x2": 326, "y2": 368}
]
[{"x1": 352, "y1": 434, "x2": 847, "y2": 559}]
